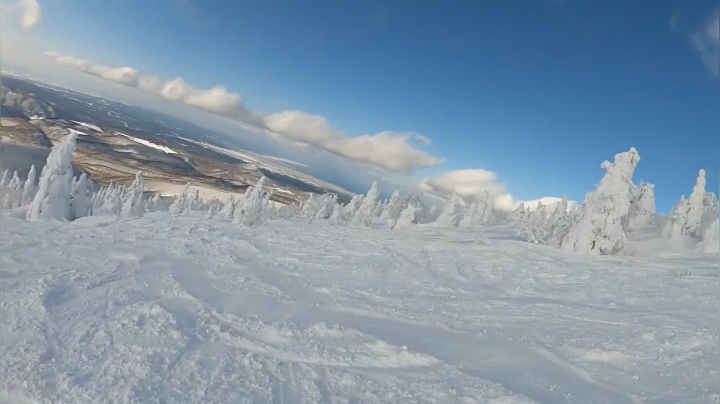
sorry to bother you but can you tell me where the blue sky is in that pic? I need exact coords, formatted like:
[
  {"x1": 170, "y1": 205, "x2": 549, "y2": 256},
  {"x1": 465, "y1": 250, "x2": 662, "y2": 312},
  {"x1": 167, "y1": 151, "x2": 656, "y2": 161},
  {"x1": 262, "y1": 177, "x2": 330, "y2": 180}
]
[{"x1": 1, "y1": 0, "x2": 718, "y2": 212}]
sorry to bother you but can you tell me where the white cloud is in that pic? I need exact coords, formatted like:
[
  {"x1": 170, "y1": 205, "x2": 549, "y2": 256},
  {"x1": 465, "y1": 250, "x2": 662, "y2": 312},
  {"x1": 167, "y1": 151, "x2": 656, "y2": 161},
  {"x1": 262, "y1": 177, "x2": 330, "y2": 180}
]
[
  {"x1": 263, "y1": 111, "x2": 443, "y2": 172},
  {"x1": 18, "y1": 0, "x2": 41, "y2": 30},
  {"x1": 691, "y1": 10, "x2": 719, "y2": 76},
  {"x1": 45, "y1": 52, "x2": 442, "y2": 173},
  {"x1": 418, "y1": 168, "x2": 573, "y2": 211},
  {"x1": 0, "y1": 0, "x2": 42, "y2": 32},
  {"x1": 44, "y1": 52, "x2": 258, "y2": 121}
]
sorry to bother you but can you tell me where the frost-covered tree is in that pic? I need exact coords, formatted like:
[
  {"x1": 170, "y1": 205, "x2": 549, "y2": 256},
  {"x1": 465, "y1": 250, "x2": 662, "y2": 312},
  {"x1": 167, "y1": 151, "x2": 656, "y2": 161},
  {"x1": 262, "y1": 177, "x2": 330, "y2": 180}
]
[
  {"x1": 664, "y1": 169, "x2": 713, "y2": 239},
  {"x1": 627, "y1": 182, "x2": 656, "y2": 228},
  {"x1": 476, "y1": 191, "x2": 494, "y2": 225},
  {"x1": 0, "y1": 169, "x2": 9, "y2": 189},
  {"x1": 343, "y1": 194, "x2": 364, "y2": 218},
  {"x1": 27, "y1": 133, "x2": 78, "y2": 222},
  {"x1": 380, "y1": 191, "x2": 404, "y2": 222},
  {"x1": 421, "y1": 204, "x2": 437, "y2": 223},
  {"x1": 352, "y1": 181, "x2": 379, "y2": 226},
  {"x1": 516, "y1": 202, "x2": 549, "y2": 244},
  {"x1": 436, "y1": 193, "x2": 460, "y2": 227},
  {"x1": 459, "y1": 202, "x2": 480, "y2": 229},
  {"x1": 511, "y1": 203, "x2": 525, "y2": 225},
  {"x1": 315, "y1": 193, "x2": 337, "y2": 220},
  {"x1": 560, "y1": 147, "x2": 641, "y2": 255},
  {"x1": 329, "y1": 201, "x2": 343, "y2": 222},
  {"x1": 372, "y1": 199, "x2": 385, "y2": 217},
  {"x1": 684, "y1": 169, "x2": 707, "y2": 237},
  {"x1": 187, "y1": 189, "x2": 203, "y2": 211},
  {"x1": 404, "y1": 193, "x2": 426, "y2": 222},
  {"x1": 546, "y1": 197, "x2": 572, "y2": 246},
  {"x1": 120, "y1": 171, "x2": 145, "y2": 218},
  {"x1": 205, "y1": 203, "x2": 217, "y2": 219},
  {"x1": 2, "y1": 171, "x2": 23, "y2": 209},
  {"x1": 21, "y1": 164, "x2": 38, "y2": 206},
  {"x1": 100, "y1": 184, "x2": 124, "y2": 214},
  {"x1": 218, "y1": 195, "x2": 236, "y2": 221},
  {"x1": 70, "y1": 173, "x2": 93, "y2": 220},
  {"x1": 697, "y1": 218, "x2": 719, "y2": 253},
  {"x1": 699, "y1": 192, "x2": 719, "y2": 239},
  {"x1": 393, "y1": 203, "x2": 421, "y2": 230},
  {"x1": 300, "y1": 194, "x2": 319, "y2": 219},
  {"x1": 233, "y1": 177, "x2": 268, "y2": 226},
  {"x1": 169, "y1": 183, "x2": 191, "y2": 216},
  {"x1": 145, "y1": 193, "x2": 163, "y2": 211},
  {"x1": 663, "y1": 196, "x2": 688, "y2": 239}
]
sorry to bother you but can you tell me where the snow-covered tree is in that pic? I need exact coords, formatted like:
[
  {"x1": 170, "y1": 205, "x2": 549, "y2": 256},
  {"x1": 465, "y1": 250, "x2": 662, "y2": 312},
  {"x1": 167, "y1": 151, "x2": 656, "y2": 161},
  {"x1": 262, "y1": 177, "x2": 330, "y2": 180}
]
[
  {"x1": 404, "y1": 193, "x2": 426, "y2": 222},
  {"x1": 300, "y1": 194, "x2": 319, "y2": 219},
  {"x1": 145, "y1": 193, "x2": 163, "y2": 211},
  {"x1": 459, "y1": 202, "x2": 480, "y2": 229},
  {"x1": 545, "y1": 199, "x2": 573, "y2": 247},
  {"x1": 424, "y1": 204, "x2": 438, "y2": 223},
  {"x1": 315, "y1": 193, "x2": 337, "y2": 220},
  {"x1": 436, "y1": 193, "x2": 460, "y2": 227},
  {"x1": 627, "y1": 182, "x2": 656, "y2": 228},
  {"x1": 664, "y1": 170, "x2": 713, "y2": 239},
  {"x1": 0, "y1": 169, "x2": 9, "y2": 189},
  {"x1": 699, "y1": 192, "x2": 719, "y2": 239},
  {"x1": 352, "y1": 181, "x2": 379, "y2": 226},
  {"x1": 233, "y1": 177, "x2": 268, "y2": 227},
  {"x1": 187, "y1": 189, "x2": 203, "y2": 211},
  {"x1": 380, "y1": 190, "x2": 404, "y2": 224},
  {"x1": 100, "y1": 183, "x2": 124, "y2": 214},
  {"x1": 477, "y1": 191, "x2": 494, "y2": 225},
  {"x1": 343, "y1": 194, "x2": 364, "y2": 218},
  {"x1": 516, "y1": 202, "x2": 549, "y2": 244},
  {"x1": 560, "y1": 147, "x2": 641, "y2": 255},
  {"x1": 169, "y1": 183, "x2": 191, "y2": 216},
  {"x1": 393, "y1": 203, "x2": 421, "y2": 230},
  {"x1": 684, "y1": 169, "x2": 707, "y2": 237},
  {"x1": 120, "y1": 171, "x2": 145, "y2": 218},
  {"x1": 372, "y1": 199, "x2": 385, "y2": 217},
  {"x1": 27, "y1": 133, "x2": 78, "y2": 222},
  {"x1": 217, "y1": 195, "x2": 236, "y2": 221},
  {"x1": 329, "y1": 201, "x2": 343, "y2": 222},
  {"x1": 69, "y1": 173, "x2": 93, "y2": 220},
  {"x1": 511, "y1": 203, "x2": 525, "y2": 225},
  {"x1": 2, "y1": 171, "x2": 22, "y2": 209},
  {"x1": 205, "y1": 203, "x2": 217, "y2": 219},
  {"x1": 697, "y1": 218, "x2": 719, "y2": 253},
  {"x1": 21, "y1": 164, "x2": 38, "y2": 206}
]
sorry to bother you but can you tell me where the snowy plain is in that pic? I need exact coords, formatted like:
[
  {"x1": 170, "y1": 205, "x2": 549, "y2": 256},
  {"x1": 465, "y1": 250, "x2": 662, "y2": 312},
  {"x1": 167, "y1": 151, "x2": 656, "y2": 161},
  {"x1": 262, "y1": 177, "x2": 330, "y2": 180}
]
[{"x1": 0, "y1": 211, "x2": 718, "y2": 404}]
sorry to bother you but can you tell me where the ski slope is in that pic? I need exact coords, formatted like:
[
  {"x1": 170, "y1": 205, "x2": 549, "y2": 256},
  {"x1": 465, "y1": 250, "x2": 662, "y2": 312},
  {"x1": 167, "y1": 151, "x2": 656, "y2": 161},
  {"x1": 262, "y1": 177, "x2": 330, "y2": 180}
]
[{"x1": 0, "y1": 212, "x2": 717, "y2": 403}]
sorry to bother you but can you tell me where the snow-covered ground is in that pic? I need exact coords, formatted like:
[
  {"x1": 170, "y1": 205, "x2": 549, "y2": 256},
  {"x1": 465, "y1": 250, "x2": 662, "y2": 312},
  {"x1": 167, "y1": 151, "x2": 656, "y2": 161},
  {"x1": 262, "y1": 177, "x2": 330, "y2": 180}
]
[
  {"x1": 114, "y1": 132, "x2": 177, "y2": 154},
  {"x1": 0, "y1": 212, "x2": 717, "y2": 403}
]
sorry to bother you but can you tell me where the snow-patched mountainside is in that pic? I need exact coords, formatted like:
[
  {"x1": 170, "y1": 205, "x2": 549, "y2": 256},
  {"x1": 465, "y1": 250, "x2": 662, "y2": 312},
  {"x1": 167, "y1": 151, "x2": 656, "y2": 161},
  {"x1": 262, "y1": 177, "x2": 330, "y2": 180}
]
[{"x1": 0, "y1": 212, "x2": 718, "y2": 404}]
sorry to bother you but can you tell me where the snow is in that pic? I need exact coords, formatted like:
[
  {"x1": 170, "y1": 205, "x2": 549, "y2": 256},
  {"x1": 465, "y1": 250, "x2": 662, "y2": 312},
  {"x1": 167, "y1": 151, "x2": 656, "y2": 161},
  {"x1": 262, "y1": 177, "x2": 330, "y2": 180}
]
[
  {"x1": 1, "y1": 213, "x2": 717, "y2": 403},
  {"x1": 71, "y1": 120, "x2": 105, "y2": 133},
  {"x1": 114, "y1": 132, "x2": 177, "y2": 154},
  {"x1": 68, "y1": 128, "x2": 91, "y2": 137}
]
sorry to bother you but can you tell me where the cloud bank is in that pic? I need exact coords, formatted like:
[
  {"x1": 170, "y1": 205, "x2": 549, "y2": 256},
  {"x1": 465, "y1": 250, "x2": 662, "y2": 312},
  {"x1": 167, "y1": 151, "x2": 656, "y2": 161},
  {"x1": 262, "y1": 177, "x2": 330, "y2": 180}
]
[
  {"x1": 418, "y1": 168, "x2": 574, "y2": 212},
  {"x1": 44, "y1": 52, "x2": 443, "y2": 173}
]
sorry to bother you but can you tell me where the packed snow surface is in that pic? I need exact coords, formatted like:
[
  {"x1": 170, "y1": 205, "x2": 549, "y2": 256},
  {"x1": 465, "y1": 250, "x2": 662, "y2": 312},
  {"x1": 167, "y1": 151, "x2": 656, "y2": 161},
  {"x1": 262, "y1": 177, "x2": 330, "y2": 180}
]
[{"x1": 0, "y1": 213, "x2": 717, "y2": 403}]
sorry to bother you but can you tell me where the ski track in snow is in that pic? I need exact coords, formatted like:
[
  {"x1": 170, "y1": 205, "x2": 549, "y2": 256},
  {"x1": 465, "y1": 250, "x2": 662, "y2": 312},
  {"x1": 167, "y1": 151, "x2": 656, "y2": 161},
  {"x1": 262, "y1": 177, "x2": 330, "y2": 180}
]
[{"x1": 0, "y1": 213, "x2": 718, "y2": 404}]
